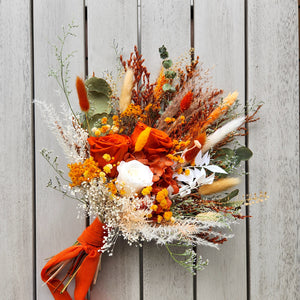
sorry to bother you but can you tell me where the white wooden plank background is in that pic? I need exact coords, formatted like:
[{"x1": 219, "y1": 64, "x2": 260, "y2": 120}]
[
  {"x1": 194, "y1": 1, "x2": 247, "y2": 299},
  {"x1": 0, "y1": 0, "x2": 299, "y2": 299},
  {"x1": 0, "y1": 0, "x2": 33, "y2": 299},
  {"x1": 248, "y1": 1, "x2": 299, "y2": 299},
  {"x1": 33, "y1": 1, "x2": 85, "y2": 299}
]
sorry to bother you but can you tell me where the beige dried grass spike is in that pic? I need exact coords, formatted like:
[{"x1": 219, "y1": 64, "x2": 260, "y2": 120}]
[
  {"x1": 119, "y1": 68, "x2": 134, "y2": 113},
  {"x1": 199, "y1": 177, "x2": 240, "y2": 195}
]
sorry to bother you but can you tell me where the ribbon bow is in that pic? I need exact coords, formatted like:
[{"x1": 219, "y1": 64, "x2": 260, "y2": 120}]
[{"x1": 41, "y1": 218, "x2": 107, "y2": 300}]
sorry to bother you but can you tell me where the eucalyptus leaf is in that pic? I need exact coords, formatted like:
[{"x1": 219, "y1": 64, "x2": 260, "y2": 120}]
[
  {"x1": 85, "y1": 77, "x2": 112, "y2": 97},
  {"x1": 165, "y1": 70, "x2": 176, "y2": 79},
  {"x1": 162, "y1": 59, "x2": 173, "y2": 69},
  {"x1": 84, "y1": 113, "x2": 110, "y2": 130},
  {"x1": 235, "y1": 147, "x2": 253, "y2": 161},
  {"x1": 159, "y1": 45, "x2": 168, "y2": 59},
  {"x1": 162, "y1": 83, "x2": 176, "y2": 93},
  {"x1": 88, "y1": 92, "x2": 111, "y2": 115}
]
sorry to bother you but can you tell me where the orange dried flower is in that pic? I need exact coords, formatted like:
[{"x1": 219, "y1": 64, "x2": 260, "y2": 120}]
[
  {"x1": 76, "y1": 76, "x2": 90, "y2": 112},
  {"x1": 180, "y1": 91, "x2": 193, "y2": 111},
  {"x1": 154, "y1": 68, "x2": 167, "y2": 100}
]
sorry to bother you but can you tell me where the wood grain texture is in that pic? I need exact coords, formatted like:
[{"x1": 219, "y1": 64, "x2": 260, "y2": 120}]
[
  {"x1": 141, "y1": 1, "x2": 193, "y2": 299},
  {"x1": 0, "y1": 0, "x2": 33, "y2": 299},
  {"x1": 247, "y1": 1, "x2": 299, "y2": 299},
  {"x1": 87, "y1": 1, "x2": 140, "y2": 299},
  {"x1": 194, "y1": 1, "x2": 247, "y2": 299},
  {"x1": 33, "y1": 1, "x2": 85, "y2": 299}
]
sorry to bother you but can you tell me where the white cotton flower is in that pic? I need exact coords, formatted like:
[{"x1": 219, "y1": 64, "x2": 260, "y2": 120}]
[{"x1": 116, "y1": 160, "x2": 153, "y2": 195}]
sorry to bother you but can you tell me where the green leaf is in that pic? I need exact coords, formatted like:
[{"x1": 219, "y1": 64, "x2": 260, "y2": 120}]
[
  {"x1": 159, "y1": 45, "x2": 168, "y2": 59},
  {"x1": 88, "y1": 92, "x2": 111, "y2": 114},
  {"x1": 162, "y1": 59, "x2": 173, "y2": 69},
  {"x1": 162, "y1": 83, "x2": 176, "y2": 93},
  {"x1": 214, "y1": 148, "x2": 235, "y2": 160},
  {"x1": 218, "y1": 189, "x2": 239, "y2": 203},
  {"x1": 86, "y1": 113, "x2": 110, "y2": 130},
  {"x1": 164, "y1": 70, "x2": 176, "y2": 79},
  {"x1": 235, "y1": 147, "x2": 253, "y2": 161},
  {"x1": 85, "y1": 77, "x2": 112, "y2": 97}
]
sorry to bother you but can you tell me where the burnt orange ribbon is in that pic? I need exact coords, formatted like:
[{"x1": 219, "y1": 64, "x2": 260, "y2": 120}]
[{"x1": 41, "y1": 218, "x2": 107, "y2": 300}]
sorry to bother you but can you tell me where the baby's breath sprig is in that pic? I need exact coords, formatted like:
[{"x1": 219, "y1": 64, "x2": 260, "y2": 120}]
[{"x1": 48, "y1": 22, "x2": 79, "y2": 124}]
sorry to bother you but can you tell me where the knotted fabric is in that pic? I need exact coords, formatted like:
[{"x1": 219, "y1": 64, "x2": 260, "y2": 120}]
[{"x1": 41, "y1": 218, "x2": 107, "y2": 300}]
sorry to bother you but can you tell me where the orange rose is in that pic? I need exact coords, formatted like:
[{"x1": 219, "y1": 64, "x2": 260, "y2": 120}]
[
  {"x1": 87, "y1": 134, "x2": 132, "y2": 177},
  {"x1": 131, "y1": 122, "x2": 173, "y2": 155}
]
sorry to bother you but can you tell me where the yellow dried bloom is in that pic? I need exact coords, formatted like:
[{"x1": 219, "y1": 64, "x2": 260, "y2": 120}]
[
  {"x1": 95, "y1": 129, "x2": 101, "y2": 136},
  {"x1": 184, "y1": 169, "x2": 190, "y2": 176},
  {"x1": 151, "y1": 204, "x2": 158, "y2": 212},
  {"x1": 164, "y1": 117, "x2": 173, "y2": 124},
  {"x1": 102, "y1": 154, "x2": 111, "y2": 162},
  {"x1": 101, "y1": 117, "x2": 108, "y2": 124},
  {"x1": 156, "y1": 188, "x2": 168, "y2": 203},
  {"x1": 157, "y1": 215, "x2": 163, "y2": 224},
  {"x1": 103, "y1": 164, "x2": 113, "y2": 174},
  {"x1": 163, "y1": 211, "x2": 172, "y2": 221},
  {"x1": 176, "y1": 167, "x2": 183, "y2": 174},
  {"x1": 68, "y1": 157, "x2": 100, "y2": 187},
  {"x1": 142, "y1": 186, "x2": 152, "y2": 196},
  {"x1": 160, "y1": 199, "x2": 168, "y2": 209}
]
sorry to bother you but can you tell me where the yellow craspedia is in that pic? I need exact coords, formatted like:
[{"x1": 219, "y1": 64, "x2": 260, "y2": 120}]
[
  {"x1": 142, "y1": 186, "x2": 152, "y2": 196},
  {"x1": 164, "y1": 211, "x2": 172, "y2": 221},
  {"x1": 135, "y1": 126, "x2": 152, "y2": 152},
  {"x1": 103, "y1": 164, "x2": 113, "y2": 174},
  {"x1": 157, "y1": 215, "x2": 163, "y2": 224},
  {"x1": 151, "y1": 204, "x2": 158, "y2": 212},
  {"x1": 95, "y1": 129, "x2": 101, "y2": 136},
  {"x1": 156, "y1": 189, "x2": 168, "y2": 202},
  {"x1": 184, "y1": 169, "x2": 190, "y2": 176},
  {"x1": 102, "y1": 153, "x2": 111, "y2": 162}
]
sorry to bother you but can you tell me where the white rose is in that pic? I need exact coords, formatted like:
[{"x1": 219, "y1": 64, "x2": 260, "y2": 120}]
[{"x1": 116, "y1": 160, "x2": 153, "y2": 195}]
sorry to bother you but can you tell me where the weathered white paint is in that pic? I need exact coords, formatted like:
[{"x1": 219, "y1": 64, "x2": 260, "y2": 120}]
[
  {"x1": 0, "y1": 0, "x2": 33, "y2": 299},
  {"x1": 33, "y1": 1, "x2": 85, "y2": 299},
  {"x1": 194, "y1": 1, "x2": 247, "y2": 299},
  {"x1": 87, "y1": 1, "x2": 140, "y2": 299},
  {"x1": 140, "y1": 1, "x2": 194, "y2": 299},
  {"x1": 248, "y1": 1, "x2": 299, "y2": 299}
]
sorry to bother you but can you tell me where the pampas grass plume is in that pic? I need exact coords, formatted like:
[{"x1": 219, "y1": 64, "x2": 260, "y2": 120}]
[
  {"x1": 120, "y1": 68, "x2": 134, "y2": 113},
  {"x1": 199, "y1": 178, "x2": 240, "y2": 195},
  {"x1": 202, "y1": 116, "x2": 245, "y2": 153}
]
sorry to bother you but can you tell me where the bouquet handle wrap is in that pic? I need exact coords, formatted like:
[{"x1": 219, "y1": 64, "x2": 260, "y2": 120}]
[{"x1": 41, "y1": 218, "x2": 106, "y2": 300}]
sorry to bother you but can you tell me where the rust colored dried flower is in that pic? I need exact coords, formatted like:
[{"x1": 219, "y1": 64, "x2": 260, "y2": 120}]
[
  {"x1": 76, "y1": 76, "x2": 90, "y2": 112},
  {"x1": 180, "y1": 91, "x2": 193, "y2": 111}
]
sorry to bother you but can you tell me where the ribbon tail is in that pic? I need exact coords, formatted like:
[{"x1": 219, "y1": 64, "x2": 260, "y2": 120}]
[
  {"x1": 74, "y1": 251, "x2": 101, "y2": 300},
  {"x1": 41, "y1": 246, "x2": 83, "y2": 300}
]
